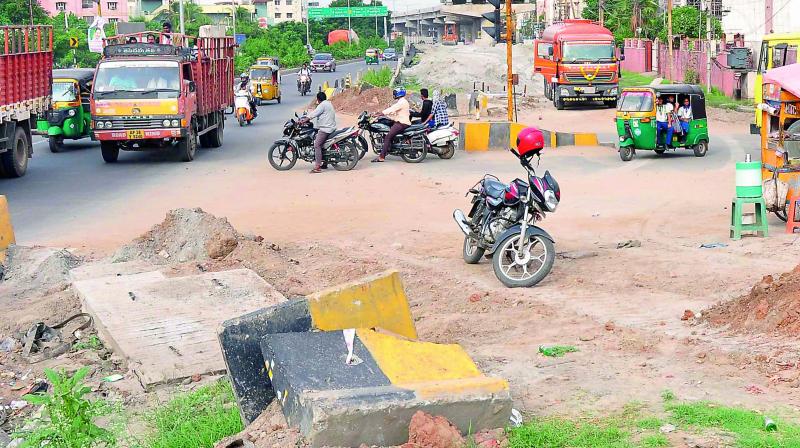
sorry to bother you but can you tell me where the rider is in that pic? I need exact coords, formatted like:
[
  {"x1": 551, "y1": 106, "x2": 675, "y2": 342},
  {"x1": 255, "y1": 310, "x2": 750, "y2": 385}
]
[
  {"x1": 297, "y1": 63, "x2": 312, "y2": 93},
  {"x1": 372, "y1": 87, "x2": 410, "y2": 163},
  {"x1": 239, "y1": 72, "x2": 258, "y2": 118},
  {"x1": 410, "y1": 88, "x2": 433, "y2": 126},
  {"x1": 305, "y1": 91, "x2": 337, "y2": 174}
]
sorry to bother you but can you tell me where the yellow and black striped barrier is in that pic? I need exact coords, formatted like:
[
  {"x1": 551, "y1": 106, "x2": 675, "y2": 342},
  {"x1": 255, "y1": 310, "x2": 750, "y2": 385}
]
[{"x1": 458, "y1": 121, "x2": 602, "y2": 151}]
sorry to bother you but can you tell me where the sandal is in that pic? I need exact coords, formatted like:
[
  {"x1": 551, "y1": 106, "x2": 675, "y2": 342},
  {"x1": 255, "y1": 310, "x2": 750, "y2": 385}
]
[
  {"x1": 310, "y1": 167, "x2": 322, "y2": 173},
  {"x1": 371, "y1": 157, "x2": 385, "y2": 163}
]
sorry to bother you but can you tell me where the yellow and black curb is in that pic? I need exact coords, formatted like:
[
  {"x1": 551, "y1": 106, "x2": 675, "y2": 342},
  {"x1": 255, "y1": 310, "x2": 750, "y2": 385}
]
[
  {"x1": 458, "y1": 121, "x2": 603, "y2": 151},
  {"x1": 0, "y1": 195, "x2": 15, "y2": 262},
  {"x1": 218, "y1": 270, "x2": 511, "y2": 446}
]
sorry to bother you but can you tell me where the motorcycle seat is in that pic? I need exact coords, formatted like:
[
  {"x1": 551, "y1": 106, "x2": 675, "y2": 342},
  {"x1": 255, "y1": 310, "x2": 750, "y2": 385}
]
[
  {"x1": 484, "y1": 179, "x2": 507, "y2": 199},
  {"x1": 326, "y1": 127, "x2": 350, "y2": 139}
]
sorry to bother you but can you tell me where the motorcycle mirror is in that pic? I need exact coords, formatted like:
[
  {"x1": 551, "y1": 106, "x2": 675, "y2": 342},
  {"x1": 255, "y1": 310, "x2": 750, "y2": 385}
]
[
  {"x1": 294, "y1": 112, "x2": 298, "y2": 118},
  {"x1": 509, "y1": 148, "x2": 520, "y2": 157}
]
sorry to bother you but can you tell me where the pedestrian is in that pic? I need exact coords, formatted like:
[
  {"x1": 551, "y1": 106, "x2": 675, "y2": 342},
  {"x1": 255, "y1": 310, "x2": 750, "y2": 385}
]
[
  {"x1": 410, "y1": 88, "x2": 433, "y2": 125},
  {"x1": 431, "y1": 90, "x2": 449, "y2": 128},
  {"x1": 372, "y1": 87, "x2": 410, "y2": 163},
  {"x1": 305, "y1": 91, "x2": 337, "y2": 173},
  {"x1": 656, "y1": 96, "x2": 674, "y2": 147}
]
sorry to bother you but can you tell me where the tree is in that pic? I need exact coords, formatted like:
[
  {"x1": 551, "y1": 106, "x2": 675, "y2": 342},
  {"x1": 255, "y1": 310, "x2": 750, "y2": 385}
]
[
  {"x1": 582, "y1": 0, "x2": 660, "y2": 42},
  {"x1": 0, "y1": 0, "x2": 49, "y2": 26},
  {"x1": 657, "y1": 6, "x2": 722, "y2": 41}
]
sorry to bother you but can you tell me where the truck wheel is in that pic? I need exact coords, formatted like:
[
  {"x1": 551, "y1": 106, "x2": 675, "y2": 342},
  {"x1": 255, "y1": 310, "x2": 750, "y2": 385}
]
[
  {"x1": 48, "y1": 136, "x2": 64, "y2": 153},
  {"x1": 178, "y1": 126, "x2": 197, "y2": 162},
  {"x1": 101, "y1": 142, "x2": 119, "y2": 163},
  {"x1": 554, "y1": 88, "x2": 564, "y2": 110},
  {"x1": 206, "y1": 113, "x2": 224, "y2": 148},
  {"x1": 604, "y1": 100, "x2": 617, "y2": 108},
  {"x1": 0, "y1": 126, "x2": 30, "y2": 178}
]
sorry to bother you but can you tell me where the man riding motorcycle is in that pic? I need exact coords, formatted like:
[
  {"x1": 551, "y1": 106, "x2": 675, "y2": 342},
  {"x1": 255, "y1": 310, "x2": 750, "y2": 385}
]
[
  {"x1": 372, "y1": 87, "x2": 411, "y2": 163},
  {"x1": 239, "y1": 73, "x2": 258, "y2": 118},
  {"x1": 297, "y1": 63, "x2": 312, "y2": 94}
]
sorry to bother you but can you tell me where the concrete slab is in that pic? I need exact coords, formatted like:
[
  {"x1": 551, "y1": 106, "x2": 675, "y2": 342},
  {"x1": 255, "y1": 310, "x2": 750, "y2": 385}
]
[
  {"x1": 75, "y1": 268, "x2": 285, "y2": 387},
  {"x1": 69, "y1": 260, "x2": 161, "y2": 282},
  {"x1": 262, "y1": 329, "x2": 511, "y2": 447}
]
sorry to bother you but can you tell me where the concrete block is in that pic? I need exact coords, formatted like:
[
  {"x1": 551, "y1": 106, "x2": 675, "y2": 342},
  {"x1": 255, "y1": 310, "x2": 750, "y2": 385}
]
[
  {"x1": 68, "y1": 260, "x2": 161, "y2": 282},
  {"x1": 262, "y1": 329, "x2": 511, "y2": 447},
  {"x1": 488, "y1": 122, "x2": 510, "y2": 150}
]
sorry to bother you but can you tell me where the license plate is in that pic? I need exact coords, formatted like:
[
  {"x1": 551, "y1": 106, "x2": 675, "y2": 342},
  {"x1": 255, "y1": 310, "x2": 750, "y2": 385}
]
[
  {"x1": 582, "y1": 86, "x2": 596, "y2": 94},
  {"x1": 126, "y1": 130, "x2": 144, "y2": 139}
]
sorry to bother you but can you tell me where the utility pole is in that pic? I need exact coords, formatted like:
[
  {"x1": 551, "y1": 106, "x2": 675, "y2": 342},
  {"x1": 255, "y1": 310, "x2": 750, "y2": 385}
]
[
  {"x1": 667, "y1": 0, "x2": 673, "y2": 82},
  {"x1": 347, "y1": 0, "x2": 352, "y2": 45},
  {"x1": 506, "y1": 0, "x2": 513, "y2": 122},
  {"x1": 179, "y1": 0, "x2": 185, "y2": 34},
  {"x1": 705, "y1": 0, "x2": 712, "y2": 93},
  {"x1": 598, "y1": 0, "x2": 603, "y2": 26},
  {"x1": 28, "y1": 0, "x2": 34, "y2": 25}
]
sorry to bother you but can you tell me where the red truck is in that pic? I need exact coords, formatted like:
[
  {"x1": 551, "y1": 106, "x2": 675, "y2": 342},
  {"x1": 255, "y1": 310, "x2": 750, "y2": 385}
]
[
  {"x1": 534, "y1": 19, "x2": 620, "y2": 110},
  {"x1": 91, "y1": 32, "x2": 234, "y2": 162},
  {"x1": 0, "y1": 26, "x2": 53, "y2": 178}
]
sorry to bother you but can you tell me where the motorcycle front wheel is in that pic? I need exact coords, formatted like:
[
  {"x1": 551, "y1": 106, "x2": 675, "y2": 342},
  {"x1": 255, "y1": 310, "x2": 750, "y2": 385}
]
[
  {"x1": 357, "y1": 135, "x2": 370, "y2": 160},
  {"x1": 268, "y1": 142, "x2": 298, "y2": 171},
  {"x1": 492, "y1": 233, "x2": 555, "y2": 288}
]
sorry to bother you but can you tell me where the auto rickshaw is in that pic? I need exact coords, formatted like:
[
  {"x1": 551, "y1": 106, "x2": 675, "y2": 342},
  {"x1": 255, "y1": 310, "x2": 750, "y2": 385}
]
[
  {"x1": 249, "y1": 65, "x2": 281, "y2": 104},
  {"x1": 365, "y1": 48, "x2": 379, "y2": 65},
  {"x1": 256, "y1": 57, "x2": 281, "y2": 83},
  {"x1": 616, "y1": 84, "x2": 709, "y2": 161},
  {"x1": 35, "y1": 69, "x2": 94, "y2": 153},
  {"x1": 759, "y1": 64, "x2": 800, "y2": 221}
]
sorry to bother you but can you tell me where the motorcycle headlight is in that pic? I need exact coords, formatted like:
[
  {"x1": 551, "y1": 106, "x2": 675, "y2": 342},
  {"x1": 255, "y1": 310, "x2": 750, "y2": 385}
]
[
  {"x1": 171, "y1": 119, "x2": 179, "y2": 127},
  {"x1": 104, "y1": 121, "x2": 113, "y2": 129},
  {"x1": 544, "y1": 189, "x2": 559, "y2": 212},
  {"x1": 68, "y1": 109, "x2": 76, "y2": 117},
  {"x1": 162, "y1": 119, "x2": 171, "y2": 127}
]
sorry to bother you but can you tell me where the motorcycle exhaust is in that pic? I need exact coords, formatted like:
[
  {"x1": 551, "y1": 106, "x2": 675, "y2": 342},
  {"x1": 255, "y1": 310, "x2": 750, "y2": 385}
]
[{"x1": 453, "y1": 209, "x2": 471, "y2": 236}]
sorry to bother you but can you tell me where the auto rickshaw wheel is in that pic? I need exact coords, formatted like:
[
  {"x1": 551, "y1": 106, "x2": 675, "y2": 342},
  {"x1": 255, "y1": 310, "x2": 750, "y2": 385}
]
[
  {"x1": 619, "y1": 146, "x2": 634, "y2": 162},
  {"x1": 277, "y1": 96, "x2": 281, "y2": 104},
  {"x1": 654, "y1": 149, "x2": 666, "y2": 155},
  {"x1": 693, "y1": 140, "x2": 708, "y2": 157},
  {"x1": 48, "y1": 136, "x2": 64, "y2": 153}
]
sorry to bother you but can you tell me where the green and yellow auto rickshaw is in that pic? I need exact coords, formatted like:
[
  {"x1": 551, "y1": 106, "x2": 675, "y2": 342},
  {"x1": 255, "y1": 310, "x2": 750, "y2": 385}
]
[
  {"x1": 250, "y1": 65, "x2": 281, "y2": 104},
  {"x1": 616, "y1": 84, "x2": 709, "y2": 161},
  {"x1": 365, "y1": 48, "x2": 379, "y2": 65},
  {"x1": 36, "y1": 69, "x2": 95, "y2": 153}
]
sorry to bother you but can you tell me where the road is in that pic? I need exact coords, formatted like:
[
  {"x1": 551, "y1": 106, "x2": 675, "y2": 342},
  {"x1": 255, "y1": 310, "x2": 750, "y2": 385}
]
[{"x1": 0, "y1": 60, "x2": 393, "y2": 244}]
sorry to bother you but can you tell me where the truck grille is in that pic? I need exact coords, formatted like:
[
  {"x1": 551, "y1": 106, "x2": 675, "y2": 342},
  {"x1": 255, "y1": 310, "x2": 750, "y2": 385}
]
[
  {"x1": 108, "y1": 119, "x2": 168, "y2": 130},
  {"x1": 565, "y1": 71, "x2": 615, "y2": 83}
]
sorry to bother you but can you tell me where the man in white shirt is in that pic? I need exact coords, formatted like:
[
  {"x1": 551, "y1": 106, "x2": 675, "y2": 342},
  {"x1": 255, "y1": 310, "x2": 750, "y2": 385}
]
[
  {"x1": 305, "y1": 91, "x2": 337, "y2": 173},
  {"x1": 676, "y1": 97, "x2": 693, "y2": 142},
  {"x1": 297, "y1": 63, "x2": 312, "y2": 92},
  {"x1": 656, "y1": 96, "x2": 674, "y2": 147},
  {"x1": 373, "y1": 87, "x2": 410, "y2": 162}
]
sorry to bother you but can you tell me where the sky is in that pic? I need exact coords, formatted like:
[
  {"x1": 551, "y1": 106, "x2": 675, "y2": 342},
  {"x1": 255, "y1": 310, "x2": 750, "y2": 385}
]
[{"x1": 382, "y1": 0, "x2": 440, "y2": 10}]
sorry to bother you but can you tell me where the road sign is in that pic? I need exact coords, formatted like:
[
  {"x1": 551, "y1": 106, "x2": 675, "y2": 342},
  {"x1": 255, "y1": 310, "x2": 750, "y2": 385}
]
[
  {"x1": 235, "y1": 34, "x2": 246, "y2": 45},
  {"x1": 308, "y1": 6, "x2": 388, "y2": 20},
  {"x1": 69, "y1": 37, "x2": 79, "y2": 48}
]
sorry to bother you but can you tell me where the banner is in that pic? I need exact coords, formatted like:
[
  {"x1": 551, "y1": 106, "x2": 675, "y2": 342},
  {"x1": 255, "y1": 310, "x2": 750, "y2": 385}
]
[{"x1": 88, "y1": 16, "x2": 108, "y2": 53}]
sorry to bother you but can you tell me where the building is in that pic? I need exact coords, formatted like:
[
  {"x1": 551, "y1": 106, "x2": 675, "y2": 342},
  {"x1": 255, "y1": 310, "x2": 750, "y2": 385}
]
[
  {"x1": 200, "y1": 4, "x2": 256, "y2": 25},
  {"x1": 263, "y1": 0, "x2": 303, "y2": 23},
  {"x1": 40, "y1": 0, "x2": 129, "y2": 24},
  {"x1": 721, "y1": 0, "x2": 798, "y2": 42}
]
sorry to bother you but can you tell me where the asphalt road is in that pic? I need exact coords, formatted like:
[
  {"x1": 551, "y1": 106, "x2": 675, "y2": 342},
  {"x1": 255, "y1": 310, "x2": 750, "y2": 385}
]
[{"x1": 0, "y1": 60, "x2": 392, "y2": 243}]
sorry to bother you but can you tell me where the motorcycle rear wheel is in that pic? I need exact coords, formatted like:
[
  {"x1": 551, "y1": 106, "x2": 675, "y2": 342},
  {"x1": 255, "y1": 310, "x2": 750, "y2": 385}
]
[
  {"x1": 438, "y1": 141, "x2": 456, "y2": 159},
  {"x1": 331, "y1": 142, "x2": 359, "y2": 171},
  {"x1": 492, "y1": 233, "x2": 555, "y2": 288},
  {"x1": 463, "y1": 236, "x2": 485, "y2": 264},
  {"x1": 401, "y1": 137, "x2": 428, "y2": 163},
  {"x1": 268, "y1": 142, "x2": 298, "y2": 171}
]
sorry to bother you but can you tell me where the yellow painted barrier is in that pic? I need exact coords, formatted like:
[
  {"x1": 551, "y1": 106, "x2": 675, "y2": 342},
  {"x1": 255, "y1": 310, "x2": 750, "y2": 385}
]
[
  {"x1": 0, "y1": 195, "x2": 14, "y2": 261},
  {"x1": 574, "y1": 133, "x2": 599, "y2": 146},
  {"x1": 509, "y1": 122, "x2": 526, "y2": 149},
  {"x1": 324, "y1": 87, "x2": 335, "y2": 98},
  {"x1": 463, "y1": 123, "x2": 491, "y2": 152},
  {"x1": 307, "y1": 270, "x2": 418, "y2": 340}
]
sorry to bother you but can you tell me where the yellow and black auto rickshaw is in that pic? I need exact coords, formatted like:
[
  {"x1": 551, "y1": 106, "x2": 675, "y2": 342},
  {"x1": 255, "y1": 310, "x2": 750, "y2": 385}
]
[{"x1": 249, "y1": 65, "x2": 281, "y2": 105}]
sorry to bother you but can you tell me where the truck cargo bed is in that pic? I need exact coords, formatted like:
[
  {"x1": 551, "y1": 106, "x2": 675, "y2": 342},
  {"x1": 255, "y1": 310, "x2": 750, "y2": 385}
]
[{"x1": 0, "y1": 26, "x2": 53, "y2": 122}]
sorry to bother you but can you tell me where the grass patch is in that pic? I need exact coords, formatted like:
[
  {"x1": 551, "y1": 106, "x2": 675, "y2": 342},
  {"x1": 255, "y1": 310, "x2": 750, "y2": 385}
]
[
  {"x1": 661, "y1": 389, "x2": 676, "y2": 402},
  {"x1": 635, "y1": 417, "x2": 663, "y2": 430},
  {"x1": 619, "y1": 71, "x2": 670, "y2": 88},
  {"x1": 143, "y1": 380, "x2": 243, "y2": 448},
  {"x1": 361, "y1": 66, "x2": 394, "y2": 88},
  {"x1": 705, "y1": 87, "x2": 750, "y2": 110},
  {"x1": 640, "y1": 434, "x2": 669, "y2": 448},
  {"x1": 538, "y1": 345, "x2": 579, "y2": 358},
  {"x1": 73, "y1": 335, "x2": 104, "y2": 351},
  {"x1": 667, "y1": 401, "x2": 800, "y2": 448},
  {"x1": 509, "y1": 418, "x2": 633, "y2": 448}
]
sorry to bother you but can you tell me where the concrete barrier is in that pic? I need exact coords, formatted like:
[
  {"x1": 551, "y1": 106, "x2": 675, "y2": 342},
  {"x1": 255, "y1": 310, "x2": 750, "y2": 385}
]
[
  {"x1": 0, "y1": 195, "x2": 14, "y2": 262},
  {"x1": 458, "y1": 121, "x2": 605, "y2": 151}
]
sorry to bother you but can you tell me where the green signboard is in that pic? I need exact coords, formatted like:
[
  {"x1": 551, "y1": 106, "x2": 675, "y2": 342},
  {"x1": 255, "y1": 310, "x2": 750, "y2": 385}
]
[{"x1": 308, "y1": 6, "x2": 389, "y2": 19}]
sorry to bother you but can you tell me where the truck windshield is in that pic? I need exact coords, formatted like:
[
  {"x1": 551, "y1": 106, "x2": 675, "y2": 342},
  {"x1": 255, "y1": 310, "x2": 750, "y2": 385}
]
[
  {"x1": 618, "y1": 91, "x2": 654, "y2": 112},
  {"x1": 562, "y1": 42, "x2": 615, "y2": 62},
  {"x1": 94, "y1": 61, "x2": 180, "y2": 99},
  {"x1": 53, "y1": 82, "x2": 78, "y2": 102}
]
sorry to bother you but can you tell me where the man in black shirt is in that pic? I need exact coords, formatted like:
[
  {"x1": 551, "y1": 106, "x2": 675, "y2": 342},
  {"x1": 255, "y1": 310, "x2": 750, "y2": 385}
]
[{"x1": 410, "y1": 88, "x2": 433, "y2": 126}]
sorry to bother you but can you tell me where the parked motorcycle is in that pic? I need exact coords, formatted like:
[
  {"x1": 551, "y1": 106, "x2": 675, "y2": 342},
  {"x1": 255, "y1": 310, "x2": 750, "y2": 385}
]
[
  {"x1": 452, "y1": 138, "x2": 560, "y2": 288},
  {"x1": 426, "y1": 124, "x2": 459, "y2": 159},
  {"x1": 298, "y1": 74, "x2": 311, "y2": 96},
  {"x1": 268, "y1": 113, "x2": 360, "y2": 171},
  {"x1": 356, "y1": 112, "x2": 428, "y2": 163},
  {"x1": 235, "y1": 91, "x2": 254, "y2": 126}
]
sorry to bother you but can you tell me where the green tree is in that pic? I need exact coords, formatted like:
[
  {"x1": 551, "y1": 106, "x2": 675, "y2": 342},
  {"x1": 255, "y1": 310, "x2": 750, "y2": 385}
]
[
  {"x1": 0, "y1": 0, "x2": 49, "y2": 26},
  {"x1": 656, "y1": 5, "x2": 722, "y2": 40},
  {"x1": 582, "y1": 0, "x2": 661, "y2": 42}
]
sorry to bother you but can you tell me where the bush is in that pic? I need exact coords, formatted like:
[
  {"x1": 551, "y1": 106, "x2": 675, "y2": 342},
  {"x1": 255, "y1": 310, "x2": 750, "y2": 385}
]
[
  {"x1": 362, "y1": 66, "x2": 394, "y2": 87},
  {"x1": 684, "y1": 68, "x2": 700, "y2": 84}
]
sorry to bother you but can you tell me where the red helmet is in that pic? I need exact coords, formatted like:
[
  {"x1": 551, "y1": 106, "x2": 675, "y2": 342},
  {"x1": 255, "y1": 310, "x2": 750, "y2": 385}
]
[{"x1": 515, "y1": 127, "x2": 545, "y2": 158}]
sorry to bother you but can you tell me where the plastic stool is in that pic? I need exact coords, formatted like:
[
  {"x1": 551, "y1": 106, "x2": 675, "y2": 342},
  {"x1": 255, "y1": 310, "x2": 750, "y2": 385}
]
[
  {"x1": 730, "y1": 196, "x2": 769, "y2": 240},
  {"x1": 787, "y1": 196, "x2": 800, "y2": 234}
]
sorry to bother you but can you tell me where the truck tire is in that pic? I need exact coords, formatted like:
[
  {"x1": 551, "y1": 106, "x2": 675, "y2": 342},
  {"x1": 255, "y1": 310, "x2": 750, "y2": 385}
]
[
  {"x1": 0, "y1": 126, "x2": 29, "y2": 178},
  {"x1": 178, "y1": 125, "x2": 197, "y2": 162},
  {"x1": 101, "y1": 141, "x2": 119, "y2": 163},
  {"x1": 544, "y1": 80, "x2": 551, "y2": 100},
  {"x1": 204, "y1": 113, "x2": 224, "y2": 148},
  {"x1": 49, "y1": 136, "x2": 64, "y2": 153},
  {"x1": 553, "y1": 86, "x2": 565, "y2": 110}
]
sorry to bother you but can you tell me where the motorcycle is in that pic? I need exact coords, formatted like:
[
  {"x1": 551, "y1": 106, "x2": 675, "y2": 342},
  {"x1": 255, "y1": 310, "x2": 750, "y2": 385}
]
[
  {"x1": 268, "y1": 113, "x2": 360, "y2": 172},
  {"x1": 356, "y1": 112, "x2": 429, "y2": 163},
  {"x1": 452, "y1": 149, "x2": 560, "y2": 288},
  {"x1": 426, "y1": 124, "x2": 459, "y2": 159},
  {"x1": 235, "y1": 91, "x2": 254, "y2": 126},
  {"x1": 298, "y1": 74, "x2": 311, "y2": 96}
]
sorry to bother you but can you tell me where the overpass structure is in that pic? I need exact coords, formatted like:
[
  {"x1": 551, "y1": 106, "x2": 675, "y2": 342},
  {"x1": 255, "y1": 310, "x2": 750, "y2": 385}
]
[{"x1": 390, "y1": 1, "x2": 538, "y2": 44}]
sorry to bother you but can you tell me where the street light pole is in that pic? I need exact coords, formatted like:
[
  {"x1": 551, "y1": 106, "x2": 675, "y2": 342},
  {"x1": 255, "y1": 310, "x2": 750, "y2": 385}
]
[
  {"x1": 347, "y1": 0, "x2": 352, "y2": 45},
  {"x1": 179, "y1": 0, "x2": 185, "y2": 35}
]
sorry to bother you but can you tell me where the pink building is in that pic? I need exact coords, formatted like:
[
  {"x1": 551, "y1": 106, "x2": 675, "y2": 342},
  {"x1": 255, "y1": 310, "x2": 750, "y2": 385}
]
[{"x1": 39, "y1": 0, "x2": 128, "y2": 25}]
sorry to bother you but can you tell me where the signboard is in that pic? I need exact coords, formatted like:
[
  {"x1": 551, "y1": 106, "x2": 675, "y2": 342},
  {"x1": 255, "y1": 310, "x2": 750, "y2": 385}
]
[
  {"x1": 308, "y1": 6, "x2": 388, "y2": 19},
  {"x1": 103, "y1": 43, "x2": 179, "y2": 58},
  {"x1": 87, "y1": 16, "x2": 107, "y2": 53},
  {"x1": 69, "y1": 37, "x2": 79, "y2": 48},
  {"x1": 235, "y1": 34, "x2": 246, "y2": 45}
]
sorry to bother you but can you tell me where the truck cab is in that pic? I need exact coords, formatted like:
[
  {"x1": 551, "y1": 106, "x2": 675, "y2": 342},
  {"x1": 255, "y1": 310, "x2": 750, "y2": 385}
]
[{"x1": 534, "y1": 19, "x2": 620, "y2": 110}]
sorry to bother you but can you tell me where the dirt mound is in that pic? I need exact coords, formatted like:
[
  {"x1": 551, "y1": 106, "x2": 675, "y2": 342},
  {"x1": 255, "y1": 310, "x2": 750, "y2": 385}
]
[
  {"x1": 331, "y1": 86, "x2": 394, "y2": 115},
  {"x1": 705, "y1": 265, "x2": 800, "y2": 336},
  {"x1": 112, "y1": 208, "x2": 239, "y2": 264},
  {"x1": 214, "y1": 401, "x2": 303, "y2": 448}
]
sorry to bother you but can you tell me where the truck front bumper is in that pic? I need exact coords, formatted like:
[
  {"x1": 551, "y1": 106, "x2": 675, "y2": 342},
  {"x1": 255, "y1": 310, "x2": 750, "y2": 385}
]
[
  {"x1": 92, "y1": 128, "x2": 185, "y2": 141},
  {"x1": 556, "y1": 83, "x2": 618, "y2": 102}
]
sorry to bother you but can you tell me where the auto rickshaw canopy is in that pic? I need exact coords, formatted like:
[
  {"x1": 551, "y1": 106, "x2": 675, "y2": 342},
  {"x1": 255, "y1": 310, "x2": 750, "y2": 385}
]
[
  {"x1": 618, "y1": 84, "x2": 707, "y2": 119},
  {"x1": 256, "y1": 57, "x2": 279, "y2": 67},
  {"x1": 53, "y1": 68, "x2": 95, "y2": 93},
  {"x1": 249, "y1": 65, "x2": 278, "y2": 81}
]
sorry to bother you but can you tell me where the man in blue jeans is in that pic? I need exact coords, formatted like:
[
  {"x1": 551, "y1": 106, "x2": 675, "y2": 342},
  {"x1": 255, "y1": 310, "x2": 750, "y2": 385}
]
[{"x1": 656, "y1": 96, "x2": 674, "y2": 147}]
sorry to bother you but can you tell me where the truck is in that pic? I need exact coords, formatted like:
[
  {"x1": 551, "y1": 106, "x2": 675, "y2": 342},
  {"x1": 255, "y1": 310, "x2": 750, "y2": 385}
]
[
  {"x1": 534, "y1": 19, "x2": 620, "y2": 110},
  {"x1": 0, "y1": 26, "x2": 53, "y2": 178},
  {"x1": 91, "y1": 32, "x2": 235, "y2": 163}
]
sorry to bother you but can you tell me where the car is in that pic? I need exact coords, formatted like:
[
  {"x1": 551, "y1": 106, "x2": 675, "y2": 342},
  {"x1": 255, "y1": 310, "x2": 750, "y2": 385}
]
[
  {"x1": 383, "y1": 48, "x2": 398, "y2": 61},
  {"x1": 310, "y1": 53, "x2": 336, "y2": 72}
]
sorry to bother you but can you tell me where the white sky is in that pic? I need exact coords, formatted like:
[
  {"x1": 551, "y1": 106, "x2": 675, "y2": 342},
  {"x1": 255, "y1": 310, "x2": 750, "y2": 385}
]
[{"x1": 382, "y1": 0, "x2": 440, "y2": 10}]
